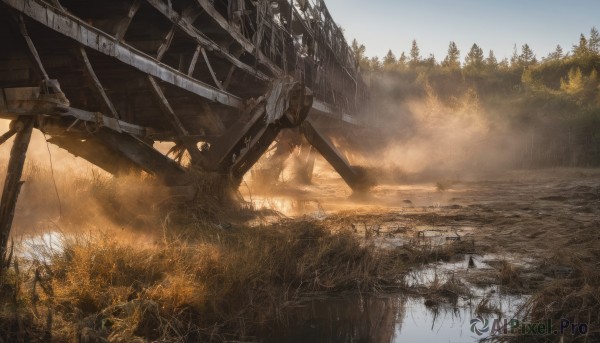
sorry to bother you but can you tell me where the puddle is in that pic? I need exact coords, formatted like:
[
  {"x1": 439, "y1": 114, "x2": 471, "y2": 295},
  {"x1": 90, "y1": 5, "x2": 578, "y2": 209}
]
[
  {"x1": 266, "y1": 292, "x2": 525, "y2": 343},
  {"x1": 268, "y1": 252, "x2": 528, "y2": 343},
  {"x1": 15, "y1": 231, "x2": 64, "y2": 261}
]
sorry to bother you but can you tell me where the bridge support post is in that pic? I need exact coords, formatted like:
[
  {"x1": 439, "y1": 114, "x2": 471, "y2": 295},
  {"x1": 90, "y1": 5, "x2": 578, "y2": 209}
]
[
  {"x1": 0, "y1": 117, "x2": 34, "y2": 272},
  {"x1": 301, "y1": 119, "x2": 372, "y2": 192}
]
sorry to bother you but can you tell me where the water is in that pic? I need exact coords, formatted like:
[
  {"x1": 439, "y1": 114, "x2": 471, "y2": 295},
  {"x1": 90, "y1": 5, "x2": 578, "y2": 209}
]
[
  {"x1": 267, "y1": 251, "x2": 528, "y2": 343},
  {"x1": 266, "y1": 291, "x2": 525, "y2": 343},
  {"x1": 16, "y1": 230, "x2": 64, "y2": 261}
]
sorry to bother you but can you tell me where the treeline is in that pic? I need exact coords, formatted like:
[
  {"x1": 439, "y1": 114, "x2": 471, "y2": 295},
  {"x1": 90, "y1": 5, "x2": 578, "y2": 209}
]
[{"x1": 354, "y1": 27, "x2": 600, "y2": 168}]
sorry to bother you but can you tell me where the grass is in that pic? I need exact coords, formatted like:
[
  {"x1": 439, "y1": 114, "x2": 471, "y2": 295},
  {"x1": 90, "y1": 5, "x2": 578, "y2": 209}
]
[
  {"x1": 0, "y1": 160, "x2": 491, "y2": 342},
  {"x1": 0, "y1": 161, "x2": 419, "y2": 342},
  {"x1": 1, "y1": 220, "x2": 410, "y2": 342}
]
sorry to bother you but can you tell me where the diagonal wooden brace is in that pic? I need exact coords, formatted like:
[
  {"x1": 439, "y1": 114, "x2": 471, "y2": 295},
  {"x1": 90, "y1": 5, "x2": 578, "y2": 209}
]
[{"x1": 301, "y1": 118, "x2": 373, "y2": 192}]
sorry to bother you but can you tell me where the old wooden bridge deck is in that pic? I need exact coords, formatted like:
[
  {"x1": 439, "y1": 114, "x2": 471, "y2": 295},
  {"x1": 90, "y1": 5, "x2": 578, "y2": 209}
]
[{"x1": 0, "y1": 0, "x2": 371, "y2": 262}]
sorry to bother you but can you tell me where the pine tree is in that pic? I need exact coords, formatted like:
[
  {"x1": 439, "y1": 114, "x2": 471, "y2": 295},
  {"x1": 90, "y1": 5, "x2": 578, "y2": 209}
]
[
  {"x1": 573, "y1": 34, "x2": 590, "y2": 57},
  {"x1": 589, "y1": 27, "x2": 600, "y2": 54},
  {"x1": 464, "y1": 43, "x2": 484, "y2": 71},
  {"x1": 409, "y1": 40, "x2": 421, "y2": 67},
  {"x1": 520, "y1": 44, "x2": 536, "y2": 67},
  {"x1": 546, "y1": 45, "x2": 563, "y2": 60},
  {"x1": 510, "y1": 44, "x2": 520, "y2": 67},
  {"x1": 485, "y1": 50, "x2": 498, "y2": 70},
  {"x1": 423, "y1": 54, "x2": 437, "y2": 68},
  {"x1": 398, "y1": 52, "x2": 408, "y2": 68},
  {"x1": 351, "y1": 39, "x2": 369, "y2": 70},
  {"x1": 369, "y1": 56, "x2": 382, "y2": 72},
  {"x1": 383, "y1": 49, "x2": 397, "y2": 69},
  {"x1": 442, "y1": 41, "x2": 460, "y2": 69}
]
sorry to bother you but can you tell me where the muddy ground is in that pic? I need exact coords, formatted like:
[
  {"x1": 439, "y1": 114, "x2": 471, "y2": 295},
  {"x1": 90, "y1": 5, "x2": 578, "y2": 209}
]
[{"x1": 245, "y1": 166, "x2": 600, "y2": 342}]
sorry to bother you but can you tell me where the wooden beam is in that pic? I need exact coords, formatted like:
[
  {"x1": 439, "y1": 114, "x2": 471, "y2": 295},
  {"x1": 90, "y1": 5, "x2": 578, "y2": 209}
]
[
  {"x1": 15, "y1": 14, "x2": 49, "y2": 81},
  {"x1": 0, "y1": 129, "x2": 16, "y2": 145},
  {"x1": 146, "y1": 76, "x2": 204, "y2": 163},
  {"x1": 223, "y1": 48, "x2": 244, "y2": 90},
  {"x1": 187, "y1": 44, "x2": 201, "y2": 76},
  {"x1": 3, "y1": 0, "x2": 243, "y2": 108},
  {"x1": 156, "y1": 24, "x2": 176, "y2": 61},
  {"x1": 201, "y1": 47, "x2": 223, "y2": 90},
  {"x1": 147, "y1": 76, "x2": 189, "y2": 135},
  {"x1": 144, "y1": 0, "x2": 272, "y2": 82},
  {"x1": 194, "y1": 0, "x2": 282, "y2": 76},
  {"x1": 77, "y1": 46, "x2": 121, "y2": 119},
  {"x1": 0, "y1": 117, "x2": 34, "y2": 271},
  {"x1": 301, "y1": 118, "x2": 370, "y2": 191},
  {"x1": 115, "y1": 0, "x2": 141, "y2": 41}
]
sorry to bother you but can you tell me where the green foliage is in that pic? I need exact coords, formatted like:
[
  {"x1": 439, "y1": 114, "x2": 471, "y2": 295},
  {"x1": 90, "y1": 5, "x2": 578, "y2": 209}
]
[
  {"x1": 485, "y1": 50, "x2": 498, "y2": 70},
  {"x1": 383, "y1": 49, "x2": 397, "y2": 70},
  {"x1": 560, "y1": 67, "x2": 585, "y2": 95},
  {"x1": 442, "y1": 41, "x2": 461, "y2": 69},
  {"x1": 464, "y1": 43, "x2": 484, "y2": 72},
  {"x1": 352, "y1": 26, "x2": 600, "y2": 166},
  {"x1": 409, "y1": 39, "x2": 421, "y2": 67},
  {"x1": 590, "y1": 27, "x2": 600, "y2": 53}
]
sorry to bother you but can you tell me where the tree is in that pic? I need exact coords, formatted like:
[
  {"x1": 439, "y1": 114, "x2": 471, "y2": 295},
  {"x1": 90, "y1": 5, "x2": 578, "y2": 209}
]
[
  {"x1": 573, "y1": 34, "x2": 590, "y2": 58},
  {"x1": 464, "y1": 43, "x2": 484, "y2": 71},
  {"x1": 369, "y1": 56, "x2": 382, "y2": 72},
  {"x1": 519, "y1": 44, "x2": 537, "y2": 67},
  {"x1": 510, "y1": 44, "x2": 520, "y2": 67},
  {"x1": 442, "y1": 41, "x2": 460, "y2": 69},
  {"x1": 351, "y1": 39, "x2": 369, "y2": 70},
  {"x1": 560, "y1": 67, "x2": 584, "y2": 95},
  {"x1": 423, "y1": 54, "x2": 437, "y2": 68},
  {"x1": 409, "y1": 40, "x2": 421, "y2": 67},
  {"x1": 485, "y1": 50, "x2": 498, "y2": 70},
  {"x1": 398, "y1": 52, "x2": 408, "y2": 68},
  {"x1": 546, "y1": 45, "x2": 563, "y2": 61},
  {"x1": 589, "y1": 27, "x2": 600, "y2": 54},
  {"x1": 383, "y1": 49, "x2": 397, "y2": 69}
]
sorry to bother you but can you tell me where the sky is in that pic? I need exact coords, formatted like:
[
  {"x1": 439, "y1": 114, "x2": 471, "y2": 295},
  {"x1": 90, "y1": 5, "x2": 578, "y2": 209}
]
[{"x1": 324, "y1": 0, "x2": 600, "y2": 62}]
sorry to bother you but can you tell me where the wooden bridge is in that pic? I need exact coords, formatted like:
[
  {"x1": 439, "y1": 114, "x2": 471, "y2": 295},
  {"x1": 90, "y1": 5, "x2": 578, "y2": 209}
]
[{"x1": 0, "y1": 0, "x2": 371, "y2": 262}]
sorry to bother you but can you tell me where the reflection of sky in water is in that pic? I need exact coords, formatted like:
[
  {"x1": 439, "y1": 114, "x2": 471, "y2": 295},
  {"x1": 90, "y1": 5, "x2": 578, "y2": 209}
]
[
  {"x1": 395, "y1": 298, "x2": 475, "y2": 343},
  {"x1": 399, "y1": 255, "x2": 528, "y2": 342},
  {"x1": 17, "y1": 231, "x2": 64, "y2": 261}
]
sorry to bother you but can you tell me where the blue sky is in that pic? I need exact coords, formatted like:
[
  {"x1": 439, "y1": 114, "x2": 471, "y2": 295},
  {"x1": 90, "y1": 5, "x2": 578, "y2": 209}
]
[{"x1": 324, "y1": 0, "x2": 600, "y2": 61}]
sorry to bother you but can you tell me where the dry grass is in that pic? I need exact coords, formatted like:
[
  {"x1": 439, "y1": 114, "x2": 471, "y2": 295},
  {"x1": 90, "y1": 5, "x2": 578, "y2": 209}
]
[
  {"x1": 1, "y1": 221, "x2": 409, "y2": 342},
  {"x1": 509, "y1": 249, "x2": 600, "y2": 342}
]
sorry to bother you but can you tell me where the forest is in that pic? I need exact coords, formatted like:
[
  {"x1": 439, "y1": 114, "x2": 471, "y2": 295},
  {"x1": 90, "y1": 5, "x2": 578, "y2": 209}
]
[{"x1": 351, "y1": 27, "x2": 600, "y2": 169}]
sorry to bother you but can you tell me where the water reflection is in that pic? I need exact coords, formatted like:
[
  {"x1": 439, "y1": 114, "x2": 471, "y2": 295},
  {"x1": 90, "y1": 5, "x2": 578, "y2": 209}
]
[
  {"x1": 265, "y1": 295, "x2": 402, "y2": 343},
  {"x1": 265, "y1": 290, "x2": 524, "y2": 343}
]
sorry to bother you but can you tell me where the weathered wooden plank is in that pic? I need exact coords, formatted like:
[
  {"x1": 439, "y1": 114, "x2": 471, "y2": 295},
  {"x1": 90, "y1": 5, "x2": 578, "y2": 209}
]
[
  {"x1": 156, "y1": 24, "x2": 176, "y2": 61},
  {"x1": 147, "y1": 76, "x2": 189, "y2": 135},
  {"x1": 115, "y1": 0, "x2": 141, "y2": 41},
  {"x1": 0, "y1": 129, "x2": 16, "y2": 145},
  {"x1": 144, "y1": 0, "x2": 272, "y2": 82},
  {"x1": 187, "y1": 45, "x2": 201, "y2": 76},
  {"x1": 15, "y1": 13, "x2": 49, "y2": 80},
  {"x1": 201, "y1": 47, "x2": 223, "y2": 90},
  {"x1": 195, "y1": 0, "x2": 282, "y2": 76},
  {"x1": 146, "y1": 76, "x2": 204, "y2": 162},
  {"x1": 0, "y1": 117, "x2": 34, "y2": 270},
  {"x1": 301, "y1": 118, "x2": 369, "y2": 191},
  {"x1": 77, "y1": 46, "x2": 121, "y2": 119},
  {"x1": 2, "y1": 0, "x2": 243, "y2": 108},
  {"x1": 310, "y1": 99, "x2": 359, "y2": 126}
]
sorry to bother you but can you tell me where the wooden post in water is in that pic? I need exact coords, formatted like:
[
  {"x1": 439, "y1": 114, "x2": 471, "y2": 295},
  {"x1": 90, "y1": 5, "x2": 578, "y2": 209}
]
[{"x1": 0, "y1": 117, "x2": 34, "y2": 272}]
